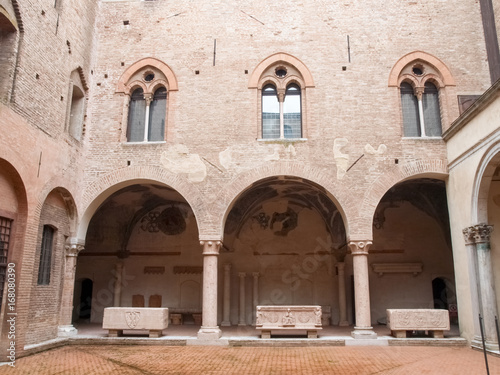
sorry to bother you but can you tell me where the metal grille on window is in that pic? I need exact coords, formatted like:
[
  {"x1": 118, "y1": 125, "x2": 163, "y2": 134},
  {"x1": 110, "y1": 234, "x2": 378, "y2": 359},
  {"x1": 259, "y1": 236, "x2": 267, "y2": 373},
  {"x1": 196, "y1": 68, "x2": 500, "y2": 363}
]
[
  {"x1": 148, "y1": 87, "x2": 167, "y2": 141},
  {"x1": 37, "y1": 225, "x2": 54, "y2": 285},
  {"x1": 127, "y1": 88, "x2": 146, "y2": 142},
  {"x1": 283, "y1": 84, "x2": 302, "y2": 138},
  {"x1": 0, "y1": 217, "x2": 12, "y2": 309},
  {"x1": 422, "y1": 82, "x2": 442, "y2": 137},
  {"x1": 262, "y1": 85, "x2": 280, "y2": 139},
  {"x1": 400, "y1": 82, "x2": 420, "y2": 137}
]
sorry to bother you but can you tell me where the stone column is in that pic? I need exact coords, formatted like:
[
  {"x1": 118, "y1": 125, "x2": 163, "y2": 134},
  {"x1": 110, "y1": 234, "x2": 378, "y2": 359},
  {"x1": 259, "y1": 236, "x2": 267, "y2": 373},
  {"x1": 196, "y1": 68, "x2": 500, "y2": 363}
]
[
  {"x1": 252, "y1": 272, "x2": 260, "y2": 325},
  {"x1": 464, "y1": 224, "x2": 499, "y2": 351},
  {"x1": 197, "y1": 240, "x2": 222, "y2": 340},
  {"x1": 113, "y1": 261, "x2": 124, "y2": 307},
  {"x1": 337, "y1": 262, "x2": 349, "y2": 326},
  {"x1": 348, "y1": 240, "x2": 377, "y2": 339},
  {"x1": 58, "y1": 238, "x2": 84, "y2": 337},
  {"x1": 238, "y1": 272, "x2": 246, "y2": 326},
  {"x1": 221, "y1": 263, "x2": 231, "y2": 326}
]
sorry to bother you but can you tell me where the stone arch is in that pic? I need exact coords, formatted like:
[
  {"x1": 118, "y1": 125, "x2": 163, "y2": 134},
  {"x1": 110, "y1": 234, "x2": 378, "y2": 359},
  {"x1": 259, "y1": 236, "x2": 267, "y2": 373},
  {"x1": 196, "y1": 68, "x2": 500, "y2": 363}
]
[
  {"x1": 354, "y1": 159, "x2": 448, "y2": 239},
  {"x1": 472, "y1": 140, "x2": 500, "y2": 224},
  {"x1": 248, "y1": 52, "x2": 315, "y2": 89},
  {"x1": 388, "y1": 51, "x2": 455, "y2": 87},
  {"x1": 116, "y1": 57, "x2": 179, "y2": 93},
  {"x1": 212, "y1": 161, "x2": 351, "y2": 240},
  {"x1": 78, "y1": 166, "x2": 206, "y2": 241}
]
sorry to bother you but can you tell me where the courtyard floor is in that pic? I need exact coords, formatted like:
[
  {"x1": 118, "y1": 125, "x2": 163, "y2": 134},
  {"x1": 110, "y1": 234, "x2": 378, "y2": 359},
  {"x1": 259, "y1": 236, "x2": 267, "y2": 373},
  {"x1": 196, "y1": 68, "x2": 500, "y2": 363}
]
[{"x1": 1, "y1": 344, "x2": 499, "y2": 374}]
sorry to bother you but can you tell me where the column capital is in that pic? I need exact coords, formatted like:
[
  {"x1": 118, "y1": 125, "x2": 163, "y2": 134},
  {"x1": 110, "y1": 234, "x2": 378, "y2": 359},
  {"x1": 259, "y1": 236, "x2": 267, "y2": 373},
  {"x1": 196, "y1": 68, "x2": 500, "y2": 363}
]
[
  {"x1": 348, "y1": 241, "x2": 372, "y2": 255},
  {"x1": 65, "y1": 238, "x2": 85, "y2": 257},
  {"x1": 252, "y1": 272, "x2": 260, "y2": 278},
  {"x1": 238, "y1": 272, "x2": 246, "y2": 278},
  {"x1": 200, "y1": 240, "x2": 221, "y2": 255},
  {"x1": 463, "y1": 224, "x2": 494, "y2": 245}
]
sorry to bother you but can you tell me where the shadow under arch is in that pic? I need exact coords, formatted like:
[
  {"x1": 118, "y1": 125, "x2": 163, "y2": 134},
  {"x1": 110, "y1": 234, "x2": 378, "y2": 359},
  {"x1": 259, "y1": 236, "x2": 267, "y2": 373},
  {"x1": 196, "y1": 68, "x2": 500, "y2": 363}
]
[
  {"x1": 356, "y1": 159, "x2": 448, "y2": 240},
  {"x1": 78, "y1": 166, "x2": 206, "y2": 241},
  {"x1": 212, "y1": 162, "x2": 351, "y2": 241}
]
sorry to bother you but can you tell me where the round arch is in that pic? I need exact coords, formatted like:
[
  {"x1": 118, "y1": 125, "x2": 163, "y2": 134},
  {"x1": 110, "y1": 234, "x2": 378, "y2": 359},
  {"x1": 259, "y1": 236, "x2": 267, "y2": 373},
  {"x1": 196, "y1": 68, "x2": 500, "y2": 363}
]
[
  {"x1": 248, "y1": 52, "x2": 315, "y2": 89},
  {"x1": 78, "y1": 166, "x2": 206, "y2": 241},
  {"x1": 212, "y1": 162, "x2": 351, "y2": 240},
  {"x1": 472, "y1": 140, "x2": 500, "y2": 224},
  {"x1": 116, "y1": 57, "x2": 179, "y2": 93},
  {"x1": 354, "y1": 159, "x2": 448, "y2": 239}
]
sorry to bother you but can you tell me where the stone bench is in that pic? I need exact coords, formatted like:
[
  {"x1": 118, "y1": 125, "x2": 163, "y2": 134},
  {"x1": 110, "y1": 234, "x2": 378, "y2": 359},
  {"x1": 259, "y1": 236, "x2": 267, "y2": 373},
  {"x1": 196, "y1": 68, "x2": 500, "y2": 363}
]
[
  {"x1": 387, "y1": 309, "x2": 450, "y2": 338},
  {"x1": 256, "y1": 305, "x2": 322, "y2": 338},
  {"x1": 103, "y1": 307, "x2": 169, "y2": 338}
]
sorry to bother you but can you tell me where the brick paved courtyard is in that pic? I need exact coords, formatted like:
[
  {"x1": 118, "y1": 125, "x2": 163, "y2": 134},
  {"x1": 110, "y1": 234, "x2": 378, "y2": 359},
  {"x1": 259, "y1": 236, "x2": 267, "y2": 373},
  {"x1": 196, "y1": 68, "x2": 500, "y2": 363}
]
[{"x1": 0, "y1": 345, "x2": 499, "y2": 374}]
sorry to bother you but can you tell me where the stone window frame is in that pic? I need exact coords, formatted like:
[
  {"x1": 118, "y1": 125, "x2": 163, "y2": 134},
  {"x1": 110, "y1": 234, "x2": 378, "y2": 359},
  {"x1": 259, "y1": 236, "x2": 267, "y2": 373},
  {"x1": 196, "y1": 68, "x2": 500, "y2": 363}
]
[
  {"x1": 389, "y1": 51, "x2": 456, "y2": 138},
  {"x1": 116, "y1": 58, "x2": 178, "y2": 144},
  {"x1": 37, "y1": 225, "x2": 55, "y2": 286},
  {"x1": 0, "y1": 3, "x2": 22, "y2": 104},
  {"x1": 249, "y1": 53, "x2": 314, "y2": 141},
  {"x1": 65, "y1": 67, "x2": 88, "y2": 141}
]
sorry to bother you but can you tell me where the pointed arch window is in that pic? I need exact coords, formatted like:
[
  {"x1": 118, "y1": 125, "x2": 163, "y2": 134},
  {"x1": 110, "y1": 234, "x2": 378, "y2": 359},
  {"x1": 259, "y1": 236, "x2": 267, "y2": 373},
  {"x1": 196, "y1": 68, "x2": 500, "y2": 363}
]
[
  {"x1": 148, "y1": 87, "x2": 167, "y2": 142},
  {"x1": 127, "y1": 88, "x2": 147, "y2": 142}
]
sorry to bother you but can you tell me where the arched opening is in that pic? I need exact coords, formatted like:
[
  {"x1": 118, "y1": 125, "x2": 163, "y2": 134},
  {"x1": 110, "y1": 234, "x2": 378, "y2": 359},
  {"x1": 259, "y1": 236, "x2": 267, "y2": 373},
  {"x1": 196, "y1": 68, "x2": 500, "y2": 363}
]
[
  {"x1": 221, "y1": 176, "x2": 347, "y2": 328},
  {"x1": 371, "y1": 178, "x2": 457, "y2": 333},
  {"x1": 74, "y1": 183, "x2": 200, "y2": 329}
]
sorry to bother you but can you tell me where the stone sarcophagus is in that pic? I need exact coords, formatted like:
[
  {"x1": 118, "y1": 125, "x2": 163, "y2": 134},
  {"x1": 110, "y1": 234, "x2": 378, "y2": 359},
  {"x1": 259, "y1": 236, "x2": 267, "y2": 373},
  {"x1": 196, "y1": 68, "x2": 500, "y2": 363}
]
[
  {"x1": 103, "y1": 307, "x2": 169, "y2": 338},
  {"x1": 256, "y1": 305, "x2": 322, "y2": 338},
  {"x1": 387, "y1": 309, "x2": 450, "y2": 338}
]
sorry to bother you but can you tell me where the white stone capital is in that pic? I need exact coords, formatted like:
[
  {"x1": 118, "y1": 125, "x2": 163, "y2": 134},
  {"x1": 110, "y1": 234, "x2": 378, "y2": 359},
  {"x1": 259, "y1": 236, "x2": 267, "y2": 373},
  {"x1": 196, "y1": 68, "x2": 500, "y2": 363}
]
[{"x1": 348, "y1": 240, "x2": 372, "y2": 255}]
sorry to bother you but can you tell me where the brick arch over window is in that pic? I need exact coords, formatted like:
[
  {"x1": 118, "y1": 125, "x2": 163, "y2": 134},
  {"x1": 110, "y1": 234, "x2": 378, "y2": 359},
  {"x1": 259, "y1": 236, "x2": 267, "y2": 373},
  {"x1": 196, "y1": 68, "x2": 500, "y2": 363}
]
[
  {"x1": 352, "y1": 159, "x2": 448, "y2": 240},
  {"x1": 78, "y1": 166, "x2": 206, "y2": 241},
  {"x1": 210, "y1": 161, "x2": 352, "y2": 240},
  {"x1": 248, "y1": 53, "x2": 315, "y2": 89},
  {"x1": 388, "y1": 51, "x2": 455, "y2": 87},
  {"x1": 117, "y1": 57, "x2": 178, "y2": 93}
]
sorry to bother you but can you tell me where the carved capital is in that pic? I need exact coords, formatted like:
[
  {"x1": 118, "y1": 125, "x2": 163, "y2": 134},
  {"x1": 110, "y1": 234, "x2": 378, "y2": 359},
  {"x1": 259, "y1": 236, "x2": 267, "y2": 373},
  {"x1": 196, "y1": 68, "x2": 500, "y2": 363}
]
[
  {"x1": 200, "y1": 240, "x2": 221, "y2": 255},
  {"x1": 65, "y1": 239, "x2": 84, "y2": 257},
  {"x1": 144, "y1": 93, "x2": 153, "y2": 105},
  {"x1": 239, "y1": 272, "x2": 246, "y2": 278},
  {"x1": 414, "y1": 86, "x2": 425, "y2": 100},
  {"x1": 252, "y1": 272, "x2": 260, "y2": 278},
  {"x1": 463, "y1": 224, "x2": 494, "y2": 245},
  {"x1": 277, "y1": 88, "x2": 285, "y2": 102},
  {"x1": 348, "y1": 241, "x2": 372, "y2": 256}
]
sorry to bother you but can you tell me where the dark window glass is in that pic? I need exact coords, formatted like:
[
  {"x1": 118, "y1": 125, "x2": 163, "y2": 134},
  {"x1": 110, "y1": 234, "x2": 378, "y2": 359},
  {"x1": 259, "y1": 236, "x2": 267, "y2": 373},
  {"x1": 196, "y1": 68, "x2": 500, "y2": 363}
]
[
  {"x1": 0, "y1": 217, "x2": 12, "y2": 308},
  {"x1": 148, "y1": 87, "x2": 167, "y2": 141},
  {"x1": 423, "y1": 82, "x2": 442, "y2": 137},
  {"x1": 283, "y1": 84, "x2": 301, "y2": 138},
  {"x1": 38, "y1": 225, "x2": 54, "y2": 285},
  {"x1": 400, "y1": 82, "x2": 420, "y2": 137},
  {"x1": 127, "y1": 88, "x2": 146, "y2": 142},
  {"x1": 262, "y1": 85, "x2": 280, "y2": 139}
]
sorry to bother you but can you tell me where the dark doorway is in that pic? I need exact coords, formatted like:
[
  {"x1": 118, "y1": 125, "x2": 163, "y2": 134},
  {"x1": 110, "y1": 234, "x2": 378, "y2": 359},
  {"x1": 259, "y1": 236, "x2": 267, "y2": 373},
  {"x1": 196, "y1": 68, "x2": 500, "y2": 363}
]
[
  {"x1": 79, "y1": 278, "x2": 93, "y2": 320},
  {"x1": 432, "y1": 277, "x2": 448, "y2": 310}
]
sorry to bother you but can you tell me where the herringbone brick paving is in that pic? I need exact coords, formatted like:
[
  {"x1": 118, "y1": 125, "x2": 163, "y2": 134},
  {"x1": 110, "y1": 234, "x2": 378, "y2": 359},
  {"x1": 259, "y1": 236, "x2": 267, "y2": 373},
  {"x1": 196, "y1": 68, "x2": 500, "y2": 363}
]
[{"x1": 0, "y1": 345, "x2": 499, "y2": 374}]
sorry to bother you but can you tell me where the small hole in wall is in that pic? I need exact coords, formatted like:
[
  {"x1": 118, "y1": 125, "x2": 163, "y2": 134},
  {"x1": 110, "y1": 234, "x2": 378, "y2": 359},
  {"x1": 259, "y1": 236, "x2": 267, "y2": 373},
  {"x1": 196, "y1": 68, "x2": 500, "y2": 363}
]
[
  {"x1": 195, "y1": 70, "x2": 200, "y2": 75},
  {"x1": 342, "y1": 66, "x2": 347, "y2": 71},
  {"x1": 104, "y1": 74, "x2": 108, "y2": 78},
  {"x1": 245, "y1": 70, "x2": 248, "y2": 74},
  {"x1": 123, "y1": 20, "x2": 130, "y2": 25},
  {"x1": 36, "y1": 74, "x2": 40, "y2": 79},
  {"x1": 41, "y1": 10, "x2": 45, "y2": 15},
  {"x1": 121, "y1": 62, "x2": 125, "y2": 66},
  {"x1": 127, "y1": 161, "x2": 131, "y2": 166},
  {"x1": 60, "y1": 96, "x2": 64, "y2": 101},
  {"x1": 395, "y1": 159, "x2": 399, "y2": 164}
]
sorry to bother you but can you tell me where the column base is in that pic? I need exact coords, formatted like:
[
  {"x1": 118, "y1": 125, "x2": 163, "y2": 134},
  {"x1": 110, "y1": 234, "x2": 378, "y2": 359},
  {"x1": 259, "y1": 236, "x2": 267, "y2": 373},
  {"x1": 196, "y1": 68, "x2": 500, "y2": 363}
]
[
  {"x1": 338, "y1": 320, "x2": 349, "y2": 327},
  {"x1": 472, "y1": 338, "x2": 500, "y2": 352},
  {"x1": 58, "y1": 325, "x2": 78, "y2": 337},
  {"x1": 351, "y1": 326, "x2": 377, "y2": 339},
  {"x1": 197, "y1": 326, "x2": 222, "y2": 340},
  {"x1": 220, "y1": 321, "x2": 231, "y2": 327}
]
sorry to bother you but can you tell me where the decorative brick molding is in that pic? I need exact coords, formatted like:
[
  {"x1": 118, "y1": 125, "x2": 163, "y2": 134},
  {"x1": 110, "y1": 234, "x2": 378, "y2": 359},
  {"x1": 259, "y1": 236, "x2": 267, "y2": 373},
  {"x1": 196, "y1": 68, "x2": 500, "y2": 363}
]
[
  {"x1": 117, "y1": 57, "x2": 178, "y2": 93},
  {"x1": 388, "y1": 51, "x2": 455, "y2": 87},
  {"x1": 248, "y1": 52, "x2": 315, "y2": 89}
]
